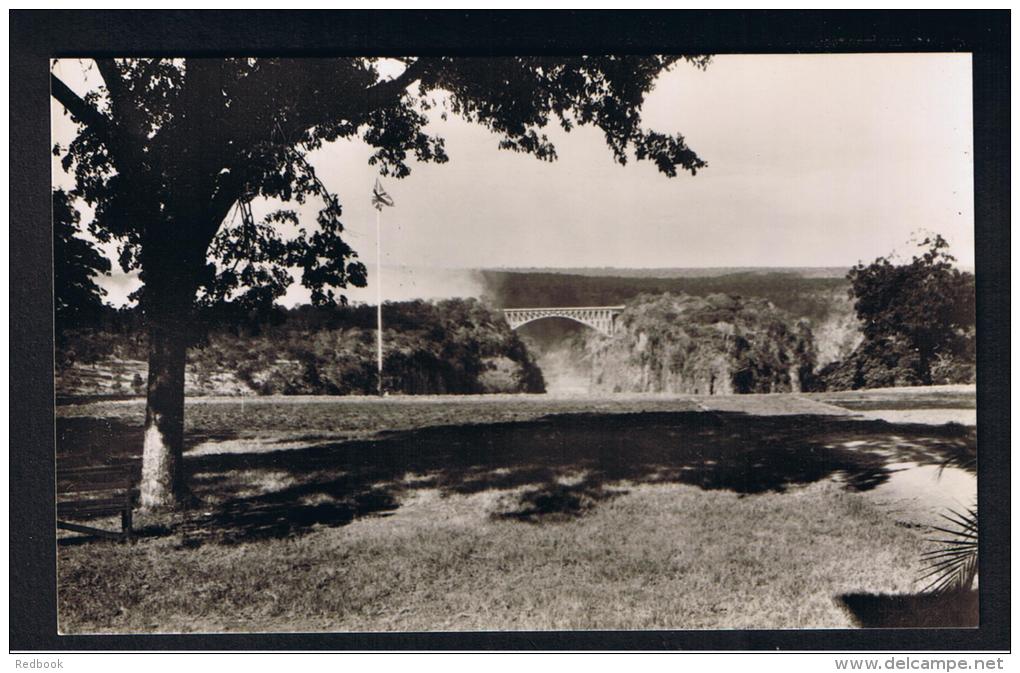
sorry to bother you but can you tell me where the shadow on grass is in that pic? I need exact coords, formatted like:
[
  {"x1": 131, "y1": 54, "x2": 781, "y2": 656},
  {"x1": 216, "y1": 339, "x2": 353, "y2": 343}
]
[
  {"x1": 57, "y1": 416, "x2": 237, "y2": 468},
  {"x1": 57, "y1": 522, "x2": 175, "y2": 547},
  {"x1": 837, "y1": 590, "x2": 978, "y2": 628},
  {"x1": 57, "y1": 410, "x2": 975, "y2": 545},
  {"x1": 496, "y1": 480, "x2": 627, "y2": 523},
  {"x1": 181, "y1": 488, "x2": 400, "y2": 545}
]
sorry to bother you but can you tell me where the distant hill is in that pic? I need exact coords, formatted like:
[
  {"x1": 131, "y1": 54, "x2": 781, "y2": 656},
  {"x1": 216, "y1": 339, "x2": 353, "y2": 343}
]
[
  {"x1": 479, "y1": 269, "x2": 850, "y2": 324},
  {"x1": 488, "y1": 266, "x2": 852, "y2": 279}
]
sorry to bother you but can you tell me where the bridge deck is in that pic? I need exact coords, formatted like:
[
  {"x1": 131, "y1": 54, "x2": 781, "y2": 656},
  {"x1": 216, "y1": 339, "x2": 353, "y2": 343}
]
[
  {"x1": 503, "y1": 306, "x2": 626, "y2": 312},
  {"x1": 502, "y1": 306, "x2": 626, "y2": 336}
]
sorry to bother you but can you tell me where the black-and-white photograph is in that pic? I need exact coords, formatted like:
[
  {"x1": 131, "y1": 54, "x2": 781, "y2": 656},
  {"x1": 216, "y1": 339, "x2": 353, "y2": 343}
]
[{"x1": 23, "y1": 12, "x2": 1005, "y2": 648}]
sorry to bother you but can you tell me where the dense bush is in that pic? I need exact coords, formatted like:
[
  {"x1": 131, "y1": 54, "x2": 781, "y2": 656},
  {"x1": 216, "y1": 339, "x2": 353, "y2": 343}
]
[
  {"x1": 588, "y1": 292, "x2": 817, "y2": 395},
  {"x1": 822, "y1": 235, "x2": 975, "y2": 390},
  {"x1": 57, "y1": 298, "x2": 545, "y2": 396}
]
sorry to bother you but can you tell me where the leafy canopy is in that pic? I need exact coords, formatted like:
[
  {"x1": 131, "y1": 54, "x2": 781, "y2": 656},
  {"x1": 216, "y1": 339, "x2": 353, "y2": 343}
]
[
  {"x1": 53, "y1": 56, "x2": 709, "y2": 317},
  {"x1": 848, "y1": 234, "x2": 974, "y2": 352},
  {"x1": 841, "y1": 234, "x2": 975, "y2": 387},
  {"x1": 53, "y1": 188, "x2": 111, "y2": 329}
]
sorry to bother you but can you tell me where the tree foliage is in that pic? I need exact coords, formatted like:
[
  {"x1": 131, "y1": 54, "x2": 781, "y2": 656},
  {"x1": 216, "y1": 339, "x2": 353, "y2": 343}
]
[
  {"x1": 53, "y1": 56, "x2": 710, "y2": 320},
  {"x1": 589, "y1": 292, "x2": 816, "y2": 395},
  {"x1": 56, "y1": 298, "x2": 546, "y2": 396},
  {"x1": 53, "y1": 188, "x2": 111, "y2": 330},
  {"x1": 824, "y1": 235, "x2": 975, "y2": 389},
  {"x1": 51, "y1": 55, "x2": 710, "y2": 508}
]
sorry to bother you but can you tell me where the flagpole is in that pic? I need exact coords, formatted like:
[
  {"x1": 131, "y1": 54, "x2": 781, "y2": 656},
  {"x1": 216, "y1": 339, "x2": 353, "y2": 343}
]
[{"x1": 375, "y1": 206, "x2": 384, "y2": 396}]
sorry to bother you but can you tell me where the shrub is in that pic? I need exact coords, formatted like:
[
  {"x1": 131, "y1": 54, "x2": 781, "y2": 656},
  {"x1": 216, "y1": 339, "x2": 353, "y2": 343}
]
[{"x1": 825, "y1": 235, "x2": 975, "y2": 390}]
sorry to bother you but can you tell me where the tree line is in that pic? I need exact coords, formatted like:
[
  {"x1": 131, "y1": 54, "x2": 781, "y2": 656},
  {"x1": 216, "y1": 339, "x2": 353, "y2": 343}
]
[{"x1": 57, "y1": 298, "x2": 546, "y2": 397}]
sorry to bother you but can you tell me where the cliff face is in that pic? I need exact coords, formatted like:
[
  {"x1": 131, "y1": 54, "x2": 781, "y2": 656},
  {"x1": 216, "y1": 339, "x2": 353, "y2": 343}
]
[
  {"x1": 56, "y1": 298, "x2": 546, "y2": 398},
  {"x1": 588, "y1": 293, "x2": 816, "y2": 395}
]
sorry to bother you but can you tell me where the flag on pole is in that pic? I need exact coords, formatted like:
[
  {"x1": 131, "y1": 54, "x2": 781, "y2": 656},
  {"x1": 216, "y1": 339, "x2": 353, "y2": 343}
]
[
  {"x1": 372, "y1": 178, "x2": 394, "y2": 210},
  {"x1": 372, "y1": 177, "x2": 392, "y2": 395}
]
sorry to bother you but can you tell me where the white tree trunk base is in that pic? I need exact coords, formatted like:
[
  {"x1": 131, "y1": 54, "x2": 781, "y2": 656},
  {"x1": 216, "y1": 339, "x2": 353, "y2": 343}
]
[{"x1": 139, "y1": 420, "x2": 182, "y2": 511}]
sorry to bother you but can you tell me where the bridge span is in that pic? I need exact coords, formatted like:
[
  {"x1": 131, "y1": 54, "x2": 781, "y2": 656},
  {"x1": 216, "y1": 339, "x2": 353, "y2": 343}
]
[{"x1": 502, "y1": 306, "x2": 626, "y2": 336}]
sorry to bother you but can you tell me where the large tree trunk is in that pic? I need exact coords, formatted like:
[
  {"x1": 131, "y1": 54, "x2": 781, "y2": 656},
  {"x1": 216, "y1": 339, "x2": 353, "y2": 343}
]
[
  {"x1": 139, "y1": 318, "x2": 190, "y2": 510},
  {"x1": 134, "y1": 177, "x2": 231, "y2": 510},
  {"x1": 137, "y1": 252, "x2": 200, "y2": 511}
]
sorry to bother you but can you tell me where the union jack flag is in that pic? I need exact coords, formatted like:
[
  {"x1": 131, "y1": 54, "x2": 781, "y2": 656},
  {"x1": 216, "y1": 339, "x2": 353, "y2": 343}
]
[{"x1": 372, "y1": 178, "x2": 394, "y2": 210}]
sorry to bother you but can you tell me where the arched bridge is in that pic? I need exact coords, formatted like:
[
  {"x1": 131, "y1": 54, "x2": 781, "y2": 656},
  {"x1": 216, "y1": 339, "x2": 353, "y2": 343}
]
[{"x1": 502, "y1": 306, "x2": 626, "y2": 336}]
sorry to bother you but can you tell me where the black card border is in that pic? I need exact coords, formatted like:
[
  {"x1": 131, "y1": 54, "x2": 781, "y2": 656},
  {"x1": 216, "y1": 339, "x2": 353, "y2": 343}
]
[{"x1": 10, "y1": 9, "x2": 1010, "y2": 652}]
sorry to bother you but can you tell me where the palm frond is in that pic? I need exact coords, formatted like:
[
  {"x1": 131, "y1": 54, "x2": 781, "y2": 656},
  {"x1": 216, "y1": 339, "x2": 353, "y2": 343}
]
[
  {"x1": 919, "y1": 505, "x2": 977, "y2": 594},
  {"x1": 936, "y1": 447, "x2": 977, "y2": 478}
]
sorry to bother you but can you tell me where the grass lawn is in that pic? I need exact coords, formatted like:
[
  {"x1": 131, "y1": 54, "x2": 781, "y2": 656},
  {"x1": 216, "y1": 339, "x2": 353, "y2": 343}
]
[
  {"x1": 60, "y1": 481, "x2": 927, "y2": 632},
  {"x1": 56, "y1": 391, "x2": 976, "y2": 633},
  {"x1": 809, "y1": 385, "x2": 977, "y2": 411}
]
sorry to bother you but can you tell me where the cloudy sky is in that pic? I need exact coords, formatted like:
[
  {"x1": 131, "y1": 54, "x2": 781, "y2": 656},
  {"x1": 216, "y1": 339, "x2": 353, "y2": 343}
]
[{"x1": 52, "y1": 54, "x2": 974, "y2": 305}]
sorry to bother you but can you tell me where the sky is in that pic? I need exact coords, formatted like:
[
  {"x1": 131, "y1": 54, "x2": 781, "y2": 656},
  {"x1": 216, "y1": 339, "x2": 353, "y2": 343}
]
[{"x1": 52, "y1": 54, "x2": 974, "y2": 306}]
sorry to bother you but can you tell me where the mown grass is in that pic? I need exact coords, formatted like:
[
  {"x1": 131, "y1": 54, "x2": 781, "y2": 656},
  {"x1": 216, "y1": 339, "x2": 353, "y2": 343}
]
[
  {"x1": 57, "y1": 391, "x2": 976, "y2": 633},
  {"x1": 59, "y1": 480, "x2": 926, "y2": 633},
  {"x1": 810, "y1": 386, "x2": 976, "y2": 412}
]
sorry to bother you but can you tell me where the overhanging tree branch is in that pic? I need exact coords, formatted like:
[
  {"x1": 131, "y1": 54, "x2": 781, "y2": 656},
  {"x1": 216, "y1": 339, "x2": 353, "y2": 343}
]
[
  {"x1": 363, "y1": 57, "x2": 434, "y2": 102},
  {"x1": 94, "y1": 59, "x2": 123, "y2": 101},
  {"x1": 94, "y1": 59, "x2": 157, "y2": 167},
  {"x1": 51, "y1": 73, "x2": 114, "y2": 144},
  {"x1": 289, "y1": 57, "x2": 439, "y2": 142}
]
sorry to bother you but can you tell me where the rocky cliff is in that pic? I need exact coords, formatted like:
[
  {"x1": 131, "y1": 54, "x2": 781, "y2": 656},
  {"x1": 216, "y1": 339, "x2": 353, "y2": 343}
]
[
  {"x1": 56, "y1": 298, "x2": 546, "y2": 399},
  {"x1": 588, "y1": 293, "x2": 817, "y2": 395}
]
